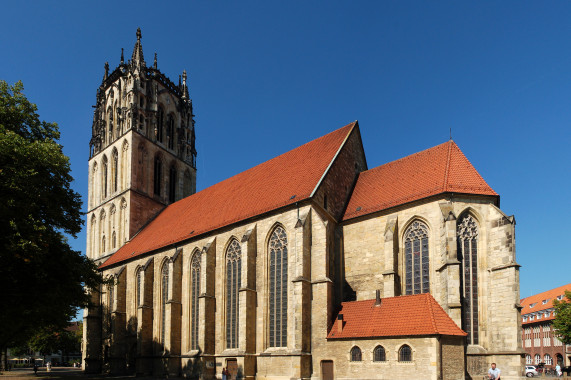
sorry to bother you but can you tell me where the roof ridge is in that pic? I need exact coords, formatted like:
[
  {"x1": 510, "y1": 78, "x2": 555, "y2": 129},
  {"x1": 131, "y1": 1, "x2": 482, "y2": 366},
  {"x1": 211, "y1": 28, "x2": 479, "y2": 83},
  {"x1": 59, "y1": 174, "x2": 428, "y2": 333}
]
[
  {"x1": 443, "y1": 141, "x2": 452, "y2": 192},
  {"x1": 361, "y1": 141, "x2": 450, "y2": 175}
]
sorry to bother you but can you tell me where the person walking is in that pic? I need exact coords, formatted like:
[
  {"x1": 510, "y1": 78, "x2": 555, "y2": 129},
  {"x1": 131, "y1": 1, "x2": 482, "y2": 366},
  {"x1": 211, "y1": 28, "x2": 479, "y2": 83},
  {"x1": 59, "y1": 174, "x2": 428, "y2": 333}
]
[
  {"x1": 33, "y1": 364, "x2": 38, "y2": 375},
  {"x1": 46, "y1": 361, "x2": 51, "y2": 372},
  {"x1": 222, "y1": 367, "x2": 227, "y2": 380}
]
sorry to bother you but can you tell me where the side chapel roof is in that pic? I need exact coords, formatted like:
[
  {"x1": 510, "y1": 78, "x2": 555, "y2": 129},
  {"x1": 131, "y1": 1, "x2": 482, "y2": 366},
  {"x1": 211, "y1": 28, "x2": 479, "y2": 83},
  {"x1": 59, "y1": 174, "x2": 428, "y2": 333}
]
[
  {"x1": 99, "y1": 122, "x2": 357, "y2": 269},
  {"x1": 343, "y1": 140, "x2": 497, "y2": 221},
  {"x1": 327, "y1": 293, "x2": 467, "y2": 339}
]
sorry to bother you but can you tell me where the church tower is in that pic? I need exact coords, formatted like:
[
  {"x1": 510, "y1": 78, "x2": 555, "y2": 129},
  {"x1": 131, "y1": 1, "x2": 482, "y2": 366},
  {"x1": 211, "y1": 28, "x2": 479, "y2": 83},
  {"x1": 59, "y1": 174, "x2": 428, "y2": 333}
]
[{"x1": 86, "y1": 28, "x2": 197, "y2": 264}]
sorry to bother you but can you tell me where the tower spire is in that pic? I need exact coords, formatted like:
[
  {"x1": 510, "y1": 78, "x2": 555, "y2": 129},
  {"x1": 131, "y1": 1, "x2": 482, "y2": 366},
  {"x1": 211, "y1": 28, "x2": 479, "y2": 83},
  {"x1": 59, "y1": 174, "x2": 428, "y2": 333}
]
[
  {"x1": 154, "y1": 52, "x2": 157, "y2": 69},
  {"x1": 182, "y1": 70, "x2": 189, "y2": 99},
  {"x1": 120, "y1": 48, "x2": 124, "y2": 65},
  {"x1": 103, "y1": 62, "x2": 109, "y2": 81},
  {"x1": 131, "y1": 27, "x2": 145, "y2": 67}
]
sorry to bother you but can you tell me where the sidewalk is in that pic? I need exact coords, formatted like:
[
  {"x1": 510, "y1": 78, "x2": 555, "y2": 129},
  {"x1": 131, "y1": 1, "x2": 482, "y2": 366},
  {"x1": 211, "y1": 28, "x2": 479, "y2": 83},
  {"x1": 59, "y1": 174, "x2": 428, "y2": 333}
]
[{"x1": 0, "y1": 367, "x2": 161, "y2": 379}]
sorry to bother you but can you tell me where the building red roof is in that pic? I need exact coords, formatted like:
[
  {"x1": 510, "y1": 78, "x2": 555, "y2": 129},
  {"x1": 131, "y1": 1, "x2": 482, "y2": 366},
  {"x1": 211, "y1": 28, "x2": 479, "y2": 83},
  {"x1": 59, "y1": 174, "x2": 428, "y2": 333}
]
[
  {"x1": 327, "y1": 293, "x2": 466, "y2": 339},
  {"x1": 521, "y1": 283, "x2": 571, "y2": 325},
  {"x1": 343, "y1": 140, "x2": 497, "y2": 221},
  {"x1": 100, "y1": 122, "x2": 357, "y2": 269}
]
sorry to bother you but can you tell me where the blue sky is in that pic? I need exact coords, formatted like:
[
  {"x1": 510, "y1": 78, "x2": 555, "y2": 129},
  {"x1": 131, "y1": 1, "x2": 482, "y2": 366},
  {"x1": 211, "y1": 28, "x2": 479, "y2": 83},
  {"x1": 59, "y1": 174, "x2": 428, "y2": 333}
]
[{"x1": 2, "y1": 1, "x2": 569, "y2": 302}]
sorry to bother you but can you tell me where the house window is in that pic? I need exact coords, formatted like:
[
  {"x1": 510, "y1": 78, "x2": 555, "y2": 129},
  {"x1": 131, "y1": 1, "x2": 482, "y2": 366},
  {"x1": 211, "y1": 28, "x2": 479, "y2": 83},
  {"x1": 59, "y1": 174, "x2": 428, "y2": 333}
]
[
  {"x1": 373, "y1": 345, "x2": 386, "y2": 362},
  {"x1": 161, "y1": 262, "x2": 170, "y2": 347},
  {"x1": 542, "y1": 299, "x2": 549, "y2": 304},
  {"x1": 545, "y1": 354, "x2": 552, "y2": 365},
  {"x1": 226, "y1": 239, "x2": 241, "y2": 349},
  {"x1": 523, "y1": 316, "x2": 528, "y2": 322},
  {"x1": 557, "y1": 295, "x2": 564, "y2": 301},
  {"x1": 404, "y1": 220, "x2": 429, "y2": 295},
  {"x1": 350, "y1": 346, "x2": 362, "y2": 362},
  {"x1": 190, "y1": 252, "x2": 201, "y2": 350},
  {"x1": 526, "y1": 354, "x2": 532, "y2": 365},
  {"x1": 457, "y1": 214, "x2": 479, "y2": 345},
  {"x1": 535, "y1": 354, "x2": 541, "y2": 365},
  {"x1": 399, "y1": 345, "x2": 412, "y2": 362},
  {"x1": 530, "y1": 303, "x2": 537, "y2": 308},
  {"x1": 268, "y1": 226, "x2": 288, "y2": 347}
]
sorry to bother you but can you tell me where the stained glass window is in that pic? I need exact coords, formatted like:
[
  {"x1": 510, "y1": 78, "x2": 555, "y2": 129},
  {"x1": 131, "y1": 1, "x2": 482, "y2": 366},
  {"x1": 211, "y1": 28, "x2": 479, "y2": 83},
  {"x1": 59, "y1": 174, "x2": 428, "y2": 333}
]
[
  {"x1": 102, "y1": 155, "x2": 108, "y2": 198},
  {"x1": 226, "y1": 240, "x2": 241, "y2": 349},
  {"x1": 161, "y1": 262, "x2": 169, "y2": 347},
  {"x1": 404, "y1": 221, "x2": 429, "y2": 295},
  {"x1": 350, "y1": 346, "x2": 362, "y2": 361},
  {"x1": 190, "y1": 252, "x2": 201, "y2": 350},
  {"x1": 167, "y1": 115, "x2": 174, "y2": 150},
  {"x1": 457, "y1": 214, "x2": 479, "y2": 345},
  {"x1": 269, "y1": 226, "x2": 288, "y2": 347},
  {"x1": 373, "y1": 345, "x2": 386, "y2": 362},
  {"x1": 157, "y1": 107, "x2": 164, "y2": 143},
  {"x1": 112, "y1": 149, "x2": 118, "y2": 193}
]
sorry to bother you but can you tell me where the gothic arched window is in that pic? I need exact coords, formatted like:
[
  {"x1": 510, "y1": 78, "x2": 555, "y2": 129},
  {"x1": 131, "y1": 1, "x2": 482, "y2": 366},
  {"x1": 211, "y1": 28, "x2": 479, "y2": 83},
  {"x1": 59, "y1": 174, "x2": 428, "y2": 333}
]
[
  {"x1": 102, "y1": 155, "x2": 108, "y2": 199},
  {"x1": 457, "y1": 214, "x2": 479, "y2": 345},
  {"x1": 190, "y1": 251, "x2": 201, "y2": 350},
  {"x1": 373, "y1": 345, "x2": 386, "y2": 362},
  {"x1": 161, "y1": 261, "x2": 170, "y2": 347},
  {"x1": 111, "y1": 231, "x2": 116, "y2": 249},
  {"x1": 157, "y1": 107, "x2": 164, "y2": 143},
  {"x1": 399, "y1": 345, "x2": 412, "y2": 362},
  {"x1": 111, "y1": 149, "x2": 118, "y2": 193},
  {"x1": 136, "y1": 268, "x2": 143, "y2": 307},
  {"x1": 167, "y1": 114, "x2": 174, "y2": 150},
  {"x1": 269, "y1": 226, "x2": 288, "y2": 347},
  {"x1": 404, "y1": 220, "x2": 429, "y2": 295},
  {"x1": 183, "y1": 170, "x2": 192, "y2": 197},
  {"x1": 169, "y1": 166, "x2": 177, "y2": 203},
  {"x1": 226, "y1": 239, "x2": 241, "y2": 349},
  {"x1": 101, "y1": 236, "x2": 106, "y2": 254},
  {"x1": 350, "y1": 346, "x2": 362, "y2": 362},
  {"x1": 154, "y1": 157, "x2": 162, "y2": 197}
]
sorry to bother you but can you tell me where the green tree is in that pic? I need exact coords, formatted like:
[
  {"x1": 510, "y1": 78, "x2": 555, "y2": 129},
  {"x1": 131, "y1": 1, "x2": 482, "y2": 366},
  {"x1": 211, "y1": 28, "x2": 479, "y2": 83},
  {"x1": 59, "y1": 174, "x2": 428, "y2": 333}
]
[
  {"x1": 0, "y1": 81, "x2": 103, "y2": 371},
  {"x1": 552, "y1": 290, "x2": 571, "y2": 345}
]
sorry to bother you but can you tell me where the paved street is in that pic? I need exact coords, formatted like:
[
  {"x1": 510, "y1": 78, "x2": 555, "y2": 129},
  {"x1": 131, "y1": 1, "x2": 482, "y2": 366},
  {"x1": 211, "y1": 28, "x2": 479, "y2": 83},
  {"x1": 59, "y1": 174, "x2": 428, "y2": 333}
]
[{"x1": 0, "y1": 367, "x2": 160, "y2": 379}]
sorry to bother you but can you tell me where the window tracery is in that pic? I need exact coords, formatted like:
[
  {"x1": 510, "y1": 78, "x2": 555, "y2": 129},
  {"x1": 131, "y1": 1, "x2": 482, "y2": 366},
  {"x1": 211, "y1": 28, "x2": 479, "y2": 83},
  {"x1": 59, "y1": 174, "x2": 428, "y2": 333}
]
[
  {"x1": 373, "y1": 345, "x2": 386, "y2": 362},
  {"x1": 269, "y1": 226, "x2": 288, "y2": 347},
  {"x1": 161, "y1": 261, "x2": 170, "y2": 347},
  {"x1": 399, "y1": 345, "x2": 412, "y2": 362},
  {"x1": 350, "y1": 346, "x2": 362, "y2": 362},
  {"x1": 404, "y1": 221, "x2": 429, "y2": 295},
  {"x1": 226, "y1": 239, "x2": 241, "y2": 349},
  {"x1": 190, "y1": 251, "x2": 201, "y2": 350},
  {"x1": 457, "y1": 213, "x2": 479, "y2": 345}
]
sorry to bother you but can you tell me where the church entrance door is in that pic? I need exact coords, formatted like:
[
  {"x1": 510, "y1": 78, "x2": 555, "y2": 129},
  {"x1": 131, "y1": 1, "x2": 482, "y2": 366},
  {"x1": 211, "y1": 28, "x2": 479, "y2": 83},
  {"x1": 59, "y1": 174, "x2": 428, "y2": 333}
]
[
  {"x1": 226, "y1": 359, "x2": 237, "y2": 380},
  {"x1": 321, "y1": 360, "x2": 334, "y2": 380}
]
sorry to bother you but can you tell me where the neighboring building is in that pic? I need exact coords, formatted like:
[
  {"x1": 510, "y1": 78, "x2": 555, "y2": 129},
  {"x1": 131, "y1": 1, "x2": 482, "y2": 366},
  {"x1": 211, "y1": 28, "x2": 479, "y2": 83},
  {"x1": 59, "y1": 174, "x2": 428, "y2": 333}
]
[
  {"x1": 521, "y1": 284, "x2": 571, "y2": 370},
  {"x1": 83, "y1": 30, "x2": 523, "y2": 380}
]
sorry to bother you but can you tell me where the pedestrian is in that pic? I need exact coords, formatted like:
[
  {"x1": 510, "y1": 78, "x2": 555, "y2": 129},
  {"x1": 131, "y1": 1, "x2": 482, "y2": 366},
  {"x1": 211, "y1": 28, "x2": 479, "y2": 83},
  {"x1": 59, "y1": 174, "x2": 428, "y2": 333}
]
[
  {"x1": 33, "y1": 364, "x2": 38, "y2": 375},
  {"x1": 222, "y1": 367, "x2": 227, "y2": 380},
  {"x1": 46, "y1": 361, "x2": 52, "y2": 372},
  {"x1": 556, "y1": 363, "x2": 562, "y2": 377},
  {"x1": 487, "y1": 362, "x2": 500, "y2": 380}
]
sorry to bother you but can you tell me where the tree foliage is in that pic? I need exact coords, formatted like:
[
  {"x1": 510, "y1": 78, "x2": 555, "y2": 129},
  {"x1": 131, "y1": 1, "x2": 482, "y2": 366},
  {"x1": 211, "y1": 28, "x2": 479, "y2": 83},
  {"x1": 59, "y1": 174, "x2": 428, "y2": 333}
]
[
  {"x1": 553, "y1": 290, "x2": 571, "y2": 345},
  {"x1": 0, "y1": 81, "x2": 103, "y2": 354}
]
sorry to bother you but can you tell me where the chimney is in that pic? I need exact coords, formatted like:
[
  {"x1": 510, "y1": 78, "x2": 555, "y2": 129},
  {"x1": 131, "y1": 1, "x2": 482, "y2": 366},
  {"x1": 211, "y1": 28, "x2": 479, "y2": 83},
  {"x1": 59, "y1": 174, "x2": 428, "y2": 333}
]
[
  {"x1": 337, "y1": 314, "x2": 344, "y2": 333},
  {"x1": 375, "y1": 289, "x2": 382, "y2": 306}
]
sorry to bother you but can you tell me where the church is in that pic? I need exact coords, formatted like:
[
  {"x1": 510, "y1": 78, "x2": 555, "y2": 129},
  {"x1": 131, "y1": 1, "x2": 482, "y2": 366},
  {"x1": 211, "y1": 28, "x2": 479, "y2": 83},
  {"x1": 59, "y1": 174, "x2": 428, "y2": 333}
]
[{"x1": 82, "y1": 30, "x2": 524, "y2": 380}]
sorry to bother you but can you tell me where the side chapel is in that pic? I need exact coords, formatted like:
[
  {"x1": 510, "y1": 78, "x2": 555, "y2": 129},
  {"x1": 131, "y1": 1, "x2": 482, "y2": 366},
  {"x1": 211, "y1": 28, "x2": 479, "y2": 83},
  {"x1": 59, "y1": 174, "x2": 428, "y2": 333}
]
[{"x1": 83, "y1": 30, "x2": 524, "y2": 380}]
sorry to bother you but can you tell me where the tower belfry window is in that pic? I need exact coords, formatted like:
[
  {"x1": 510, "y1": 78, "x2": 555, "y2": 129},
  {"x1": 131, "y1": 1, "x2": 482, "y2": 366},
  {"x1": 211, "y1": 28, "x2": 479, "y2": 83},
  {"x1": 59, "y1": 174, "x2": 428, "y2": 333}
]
[
  {"x1": 154, "y1": 157, "x2": 162, "y2": 197},
  {"x1": 157, "y1": 107, "x2": 164, "y2": 143},
  {"x1": 167, "y1": 115, "x2": 174, "y2": 150}
]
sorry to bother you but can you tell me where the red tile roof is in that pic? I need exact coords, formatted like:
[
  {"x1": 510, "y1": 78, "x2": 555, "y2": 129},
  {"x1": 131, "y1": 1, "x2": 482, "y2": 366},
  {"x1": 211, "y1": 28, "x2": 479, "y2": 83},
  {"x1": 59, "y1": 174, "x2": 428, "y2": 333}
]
[
  {"x1": 343, "y1": 141, "x2": 497, "y2": 221},
  {"x1": 327, "y1": 293, "x2": 466, "y2": 339},
  {"x1": 521, "y1": 283, "x2": 571, "y2": 325},
  {"x1": 100, "y1": 122, "x2": 357, "y2": 269}
]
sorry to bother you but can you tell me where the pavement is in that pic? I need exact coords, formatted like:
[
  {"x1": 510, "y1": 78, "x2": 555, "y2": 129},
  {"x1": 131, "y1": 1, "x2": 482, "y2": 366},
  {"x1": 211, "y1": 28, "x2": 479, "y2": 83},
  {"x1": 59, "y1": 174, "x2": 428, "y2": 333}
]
[{"x1": 0, "y1": 367, "x2": 160, "y2": 379}]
